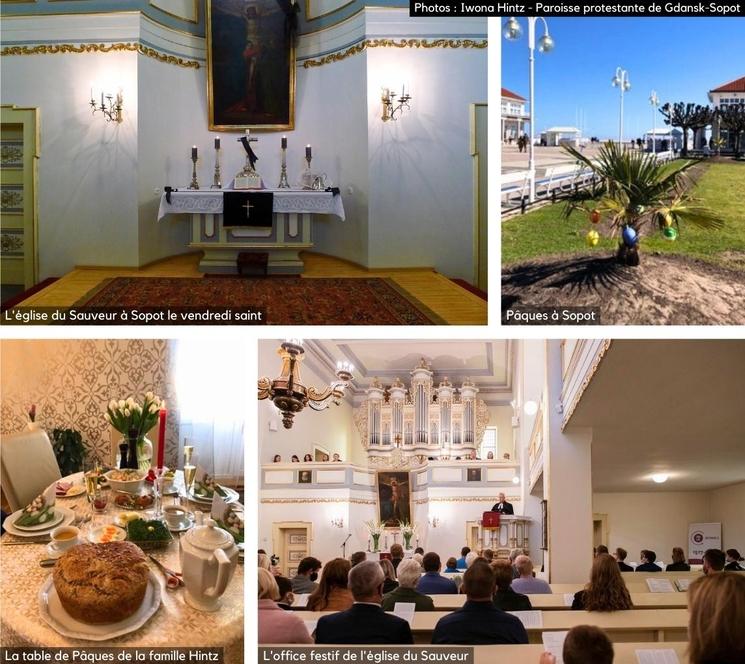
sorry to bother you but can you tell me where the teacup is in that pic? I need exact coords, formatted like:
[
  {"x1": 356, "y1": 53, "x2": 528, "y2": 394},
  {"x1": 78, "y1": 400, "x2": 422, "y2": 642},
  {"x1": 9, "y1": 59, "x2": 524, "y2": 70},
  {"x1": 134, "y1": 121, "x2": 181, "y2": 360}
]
[
  {"x1": 164, "y1": 506, "x2": 191, "y2": 529},
  {"x1": 50, "y1": 525, "x2": 80, "y2": 552}
]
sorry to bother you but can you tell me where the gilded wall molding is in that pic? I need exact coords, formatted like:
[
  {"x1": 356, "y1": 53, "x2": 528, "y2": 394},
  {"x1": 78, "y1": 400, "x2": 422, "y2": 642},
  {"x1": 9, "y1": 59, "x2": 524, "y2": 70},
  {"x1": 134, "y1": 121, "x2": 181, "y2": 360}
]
[
  {"x1": 261, "y1": 497, "x2": 376, "y2": 505},
  {"x1": 561, "y1": 339, "x2": 613, "y2": 430},
  {"x1": 0, "y1": 42, "x2": 200, "y2": 69},
  {"x1": 302, "y1": 38, "x2": 487, "y2": 69},
  {"x1": 413, "y1": 495, "x2": 520, "y2": 505}
]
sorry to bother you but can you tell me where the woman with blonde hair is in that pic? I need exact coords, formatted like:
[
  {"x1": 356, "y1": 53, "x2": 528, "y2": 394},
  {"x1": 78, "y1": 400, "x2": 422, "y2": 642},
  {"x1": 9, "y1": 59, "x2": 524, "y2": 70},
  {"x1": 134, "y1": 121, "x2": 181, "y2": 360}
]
[
  {"x1": 379, "y1": 558, "x2": 399, "y2": 594},
  {"x1": 666, "y1": 547, "x2": 691, "y2": 571},
  {"x1": 307, "y1": 558, "x2": 354, "y2": 611},
  {"x1": 688, "y1": 572, "x2": 745, "y2": 664},
  {"x1": 258, "y1": 569, "x2": 313, "y2": 644},
  {"x1": 572, "y1": 553, "x2": 633, "y2": 611}
]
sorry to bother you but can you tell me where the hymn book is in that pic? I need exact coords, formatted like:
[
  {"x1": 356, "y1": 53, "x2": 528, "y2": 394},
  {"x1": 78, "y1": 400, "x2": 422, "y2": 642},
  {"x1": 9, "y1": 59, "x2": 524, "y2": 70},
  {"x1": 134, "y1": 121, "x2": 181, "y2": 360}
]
[{"x1": 635, "y1": 649, "x2": 680, "y2": 664}]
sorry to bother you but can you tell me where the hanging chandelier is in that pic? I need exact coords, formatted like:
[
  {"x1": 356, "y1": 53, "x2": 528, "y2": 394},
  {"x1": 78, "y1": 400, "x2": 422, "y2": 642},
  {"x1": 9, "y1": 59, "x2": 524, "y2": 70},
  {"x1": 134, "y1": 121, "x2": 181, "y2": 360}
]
[{"x1": 258, "y1": 339, "x2": 354, "y2": 429}]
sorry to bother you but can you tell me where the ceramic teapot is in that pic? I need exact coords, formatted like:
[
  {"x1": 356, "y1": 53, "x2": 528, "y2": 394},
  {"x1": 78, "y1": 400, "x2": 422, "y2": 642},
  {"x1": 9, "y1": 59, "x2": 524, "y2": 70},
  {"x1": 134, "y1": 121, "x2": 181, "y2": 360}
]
[{"x1": 179, "y1": 511, "x2": 239, "y2": 611}]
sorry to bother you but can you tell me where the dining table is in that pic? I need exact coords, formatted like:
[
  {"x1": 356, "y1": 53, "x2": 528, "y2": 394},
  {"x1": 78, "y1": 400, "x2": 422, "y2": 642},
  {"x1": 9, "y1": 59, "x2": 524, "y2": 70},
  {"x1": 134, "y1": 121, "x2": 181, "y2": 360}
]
[{"x1": 0, "y1": 470, "x2": 244, "y2": 663}]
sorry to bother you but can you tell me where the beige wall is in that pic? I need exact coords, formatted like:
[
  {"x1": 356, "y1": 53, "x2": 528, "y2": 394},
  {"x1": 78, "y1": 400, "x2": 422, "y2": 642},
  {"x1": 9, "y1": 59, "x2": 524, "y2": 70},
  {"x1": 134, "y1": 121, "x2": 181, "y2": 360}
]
[
  {"x1": 488, "y1": 405, "x2": 515, "y2": 459},
  {"x1": 710, "y1": 482, "x2": 745, "y2": 552},
  {"x1": 0, "y1": 339, "x2": 179, "y2": 467}
]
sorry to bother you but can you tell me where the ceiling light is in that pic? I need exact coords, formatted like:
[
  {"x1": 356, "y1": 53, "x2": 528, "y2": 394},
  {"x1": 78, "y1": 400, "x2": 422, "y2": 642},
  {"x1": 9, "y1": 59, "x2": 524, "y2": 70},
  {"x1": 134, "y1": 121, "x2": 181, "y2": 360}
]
[
  {"x1": 511, "y1": 476, "x2": 520, "y2": 485},
  {"x1": 523, "y1": 400, "x2": 538, "y2": 415},
  {"x1": 651, "y1": 473, "x2": 668, "y2": 484}
]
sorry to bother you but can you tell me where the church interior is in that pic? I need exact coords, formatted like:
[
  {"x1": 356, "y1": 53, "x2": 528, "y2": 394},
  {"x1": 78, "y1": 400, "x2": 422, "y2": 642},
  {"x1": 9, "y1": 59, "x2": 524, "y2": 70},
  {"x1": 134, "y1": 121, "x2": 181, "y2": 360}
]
[
  {"x1": 0, "y1": 1, "x2": 487, "y2": 324},
  {"x1": 257, "y1": 338, "x2": 745, "y2": 656}
]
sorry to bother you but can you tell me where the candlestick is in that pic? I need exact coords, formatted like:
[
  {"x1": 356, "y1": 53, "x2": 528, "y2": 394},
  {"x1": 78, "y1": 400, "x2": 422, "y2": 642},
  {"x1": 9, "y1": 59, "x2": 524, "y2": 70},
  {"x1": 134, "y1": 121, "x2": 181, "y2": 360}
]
[
  {"x1": 278, "y1": 143, "x2": 290, "y2": 188},
  {"x1": 157, "y1": 409, "x2": 167, "y2": 469},
  {"x1": 189, "y1": 148, "x2": 199, "y2": 190},
  {"x1": 211, "y1": 141, "x2": 222, "y2": 189}
]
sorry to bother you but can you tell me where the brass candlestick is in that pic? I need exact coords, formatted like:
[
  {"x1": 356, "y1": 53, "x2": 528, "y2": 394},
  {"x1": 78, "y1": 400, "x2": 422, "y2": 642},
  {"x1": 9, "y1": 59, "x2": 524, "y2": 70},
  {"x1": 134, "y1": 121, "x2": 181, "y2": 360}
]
[
  {"x1": 189, "y1": 156, "x2": 199, "y2": 190},
  {"x1": 211, "y1": 148, "x2": 222, "y2": 189},
  {"x1": 278, "y1": 147, "x2": 290, "y2": 188}
]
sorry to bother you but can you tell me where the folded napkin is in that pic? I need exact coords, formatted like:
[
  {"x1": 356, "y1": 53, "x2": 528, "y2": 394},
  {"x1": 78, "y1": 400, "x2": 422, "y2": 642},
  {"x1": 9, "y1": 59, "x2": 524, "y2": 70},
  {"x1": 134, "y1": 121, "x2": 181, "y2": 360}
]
[
  {"x1": 17, "y1": 485, "x2": 56, "y2": 527},
  {"x1": 212, "y1": 493, "x2": 244, "y2": 544},
  {"x1": 55, "y1": 481, "x2": 72, "y2": 496},
  {"x1": 192, "y1": 465, "x2": 227, "y2": 499}
]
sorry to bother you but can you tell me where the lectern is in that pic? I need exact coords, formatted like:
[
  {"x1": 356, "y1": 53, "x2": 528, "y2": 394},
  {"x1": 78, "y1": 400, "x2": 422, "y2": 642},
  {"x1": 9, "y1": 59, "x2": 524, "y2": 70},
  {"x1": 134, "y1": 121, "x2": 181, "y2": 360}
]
[{"x1": 482, "y1": 511, "x2": 500, "y2": 528}]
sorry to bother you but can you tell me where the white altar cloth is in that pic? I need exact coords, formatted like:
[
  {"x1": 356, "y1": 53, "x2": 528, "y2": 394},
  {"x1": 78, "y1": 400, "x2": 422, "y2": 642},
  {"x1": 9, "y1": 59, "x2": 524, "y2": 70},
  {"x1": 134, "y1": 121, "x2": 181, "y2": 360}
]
[{"x1": 157, "y1": 188, "x2": 345, "y2": 222}]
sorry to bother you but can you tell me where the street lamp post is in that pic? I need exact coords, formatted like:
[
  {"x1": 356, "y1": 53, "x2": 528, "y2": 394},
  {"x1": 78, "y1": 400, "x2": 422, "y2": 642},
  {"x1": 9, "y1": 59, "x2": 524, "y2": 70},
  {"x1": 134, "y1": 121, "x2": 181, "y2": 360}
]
[
  {"x1": 503, "y1": 16, "x2": 554, "y2": 203},
  {"x1": 649, "y1": 90, "x2": 659, "y2": 156},
  {"x1": 611, "y1": 67, "x2": 631, "y2": 147}
]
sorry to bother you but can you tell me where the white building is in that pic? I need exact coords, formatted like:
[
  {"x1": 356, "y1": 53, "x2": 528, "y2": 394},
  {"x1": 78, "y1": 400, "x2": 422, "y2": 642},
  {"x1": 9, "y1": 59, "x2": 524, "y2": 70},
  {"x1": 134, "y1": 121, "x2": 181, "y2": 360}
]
[
  {"x1": 540, "y1": 126, "x2": 582, "y2": 147},
  {"x1": 501, "y1": 88, "x2": 529, "y2": 143},
  {"x1": 644, "y1": 128, "x2": 683, "y2": 152},
  {"x1": 707, "y1": 75, "x2": 745, "y2": 151}
]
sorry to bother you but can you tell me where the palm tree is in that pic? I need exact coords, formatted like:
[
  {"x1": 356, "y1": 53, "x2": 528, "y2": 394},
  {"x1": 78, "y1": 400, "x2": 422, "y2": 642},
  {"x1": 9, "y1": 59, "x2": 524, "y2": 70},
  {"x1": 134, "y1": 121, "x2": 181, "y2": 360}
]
[{"x1": 561, "y1": 141, "x2": 724, "y2": 266}]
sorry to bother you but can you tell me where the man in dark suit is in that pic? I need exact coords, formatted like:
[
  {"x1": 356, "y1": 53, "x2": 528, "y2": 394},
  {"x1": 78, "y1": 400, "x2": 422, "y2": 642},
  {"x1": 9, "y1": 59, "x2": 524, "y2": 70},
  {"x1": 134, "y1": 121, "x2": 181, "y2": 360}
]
[
  {"x1": 491, "y1": 492, "x2": 514, "y2": 515},
  {"x1": 315, "y1": 560, "x2": 413, "y2": 644},
  {"x1": 614, "y1": 547, "x2": 634, "y2": 572},
  {"x1": 635, "y1": 550, "x2": 662, "y2": 572},
  {"x1": 431, "y1": 561, "x2": 528, "y2": 645}
]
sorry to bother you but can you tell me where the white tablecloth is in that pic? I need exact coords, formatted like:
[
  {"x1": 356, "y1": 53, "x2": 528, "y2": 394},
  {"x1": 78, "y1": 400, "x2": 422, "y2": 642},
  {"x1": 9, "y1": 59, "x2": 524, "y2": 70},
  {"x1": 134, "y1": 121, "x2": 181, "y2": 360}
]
[{"x1": 157, "y1": 189, "x2": 345, "y2": 221}]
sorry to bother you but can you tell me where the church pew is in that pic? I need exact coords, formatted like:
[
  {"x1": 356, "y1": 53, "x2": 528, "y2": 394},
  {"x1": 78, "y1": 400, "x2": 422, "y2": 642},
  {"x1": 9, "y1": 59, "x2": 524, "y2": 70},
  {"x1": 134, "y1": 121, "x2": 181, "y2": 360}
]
[
  {"x1": 429, "y1": 592, "x2": 687, "y2": 610},
  {"x1": 295, "y1": 608, "x2": 689, "y2": 644},
  {"x1": 269, "y1": 643, "x2": 690, "y2": 664}
]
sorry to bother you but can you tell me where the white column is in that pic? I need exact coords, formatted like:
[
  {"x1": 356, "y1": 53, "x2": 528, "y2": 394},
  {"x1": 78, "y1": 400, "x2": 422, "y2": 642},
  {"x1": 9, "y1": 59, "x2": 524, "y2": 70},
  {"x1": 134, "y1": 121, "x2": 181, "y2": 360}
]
[{"x1": 544, "y1": 340, "x2": 594, "y2": 583}]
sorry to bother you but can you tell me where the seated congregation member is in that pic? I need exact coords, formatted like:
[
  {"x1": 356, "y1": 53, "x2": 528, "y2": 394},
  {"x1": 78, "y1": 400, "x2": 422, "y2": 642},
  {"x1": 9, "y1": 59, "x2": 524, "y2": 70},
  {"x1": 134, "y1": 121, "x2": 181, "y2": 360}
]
[
  {"x1": 666, "y1": 547, "x2": 691, "y2": 571},
  {"x1": 275, "y1": 576, "x2": 294, "y2": 610},
  {"x1": 688, "y1": 570, "x2": 745, "y2": 664},
  {"x1": 382, "y1": 559, "x2": 434, "y2": 611},
  {"x1": 455, "y1": 546, "x2": 470, "y2": 570},
  {"x1": 492, "y1": 559, "x2": 532, "y2": 611},
  {"x1": 292, "y1": 556, "x2": 322, "y2": 594},
  {"x1": 315, "y1": 561, "x2": 413, "y2": 645},
  {"x1": 303, "y1": 454, "x2": 313, "y2": 462},
  {"x1": 509, "y1": 548, "x2": 524, "y2": 579},
  {"x1": 635, "y1": 550, "x2": 662, "y2": 572},
  {"x1": 445, "y1": 557, "x2": 458, "y2": 573},
  {"x1": 417, "y1": 552, "x2": 458, "y2": 594},
  {"x1": 307, "y1": 558, "x2": 354, "y2": 611},
  {"x1": 539, "y1": 625, "x2": 614, "y2": 664},
  {"x1": 413, "y1": 553, "x2": 424, "y2": 567},
  {"x1": 482, "y1": 549, "x2": 494, "y2": 563},
  {"x1": 350, "y1": 551, "x2": 367, "y2": 567},
  {"x1": 414, "y1": 547, "x2": 425, "y2": 555},
  {"x1": 431, "y1": 561, "x2": 528, "y2": 645},
  {"x1": 572, "y1": 554, "x2": 633, "y2": 611},
  {"x1": 390, "y1": 543, "x2": 405, "y2": 572},
  {"x1": 291, "y1": 455, "x2": 300, "y2": 463},
  {"x1": 595, "y1": 545, "x2": 609, "y2": 556},
  {"x1": 703, "y1": 548, "x2": 726, "y2": 575},
  {"x1": 380, "y1": 559, "x2": 399, "y2": 594},
  {"x1": 258, "y1": 569, "x2": 312, "y2": 644},
  {"x1": 613, "y1": 547, "x2": 634, "y2": 572},
  {"x1": 259, "y1": 552, "x2": 281, "y2": 576},
  {"x1": 464, "y1": 551, "x2": 480, "y2": 569},
  {"x1": 512, "y1": 555, "x2": 552, "y2": 594},
  {"x1": 725, "y1": 548, "x2": 745, "y2": 571},
  {"x1": 273, "y1": 455, "x2": 282, "y2": 463}
]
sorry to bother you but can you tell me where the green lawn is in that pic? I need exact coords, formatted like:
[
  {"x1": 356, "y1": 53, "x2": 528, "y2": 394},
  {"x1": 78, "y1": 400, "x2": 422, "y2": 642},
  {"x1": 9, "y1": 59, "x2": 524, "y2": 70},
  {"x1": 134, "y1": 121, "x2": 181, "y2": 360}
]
[{"x1": 502, "y1": 161, "x2": 745, "y2": 270}]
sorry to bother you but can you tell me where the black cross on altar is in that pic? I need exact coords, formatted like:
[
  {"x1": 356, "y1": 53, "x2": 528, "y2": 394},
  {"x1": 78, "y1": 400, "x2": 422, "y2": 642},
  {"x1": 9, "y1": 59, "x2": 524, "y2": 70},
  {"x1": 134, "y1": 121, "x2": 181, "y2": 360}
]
[{"x1": 242, "y1": 200, "x2": 254, "y2": 219}]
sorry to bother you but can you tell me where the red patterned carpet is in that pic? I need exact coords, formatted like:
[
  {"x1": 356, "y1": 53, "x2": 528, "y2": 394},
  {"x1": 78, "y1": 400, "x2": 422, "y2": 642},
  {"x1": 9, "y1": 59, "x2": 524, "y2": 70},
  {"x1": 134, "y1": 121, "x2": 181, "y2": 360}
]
[{"x1": 77, "y1": 276, "x2": 445, "y2": 325}]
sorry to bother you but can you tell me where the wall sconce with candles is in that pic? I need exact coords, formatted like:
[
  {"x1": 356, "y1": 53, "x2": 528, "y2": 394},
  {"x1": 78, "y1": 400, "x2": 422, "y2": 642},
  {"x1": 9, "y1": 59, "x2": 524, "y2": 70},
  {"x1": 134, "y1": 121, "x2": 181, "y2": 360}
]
[
  {"x1": 429, "y1": 516, "x2": 440, "y2": 528},
  {"x1": 381, "y1": 86, "x2": 412, "y2": 122},
  {"x1": 89, "y1": 89, "x2": 123, "y2": 123},
  {"x1": 331, "y1": 517, "x2": 345, "y2": 529}
]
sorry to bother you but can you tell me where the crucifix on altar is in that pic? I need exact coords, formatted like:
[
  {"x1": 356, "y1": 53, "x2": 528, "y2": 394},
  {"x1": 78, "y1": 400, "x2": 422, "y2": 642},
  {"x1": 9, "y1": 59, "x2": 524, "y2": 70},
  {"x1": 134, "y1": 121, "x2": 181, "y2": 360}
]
[{"x1": 234, "y1": 129, "x2": 263, "y2": 190}]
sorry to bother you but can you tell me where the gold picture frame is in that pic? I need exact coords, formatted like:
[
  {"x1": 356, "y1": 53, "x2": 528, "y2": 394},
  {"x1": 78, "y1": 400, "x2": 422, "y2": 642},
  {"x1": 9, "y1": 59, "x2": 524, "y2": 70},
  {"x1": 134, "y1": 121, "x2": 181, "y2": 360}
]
[
  {"x1": 376, "y1": 470, "x2": 411, "y2": 528},
  {"x1": 206, "y1": 0, "x2": 296, "y2": 131}
]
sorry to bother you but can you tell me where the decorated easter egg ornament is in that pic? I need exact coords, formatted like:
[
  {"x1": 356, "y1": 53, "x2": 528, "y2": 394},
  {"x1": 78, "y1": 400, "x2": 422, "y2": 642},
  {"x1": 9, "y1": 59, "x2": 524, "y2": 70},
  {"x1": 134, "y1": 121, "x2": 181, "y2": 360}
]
[
  {"x1": 586, "y1": 229, "x2": 600, "y2": 247},
  {"x1": 590, "y1": 209, "x2": 601, "y2": 224},
  {"x1": 622, "y1": 225, "x2": 638, "y2": 247},
  {"x1": 663, "y1": 226, "x2": 678, "y2": 241}
]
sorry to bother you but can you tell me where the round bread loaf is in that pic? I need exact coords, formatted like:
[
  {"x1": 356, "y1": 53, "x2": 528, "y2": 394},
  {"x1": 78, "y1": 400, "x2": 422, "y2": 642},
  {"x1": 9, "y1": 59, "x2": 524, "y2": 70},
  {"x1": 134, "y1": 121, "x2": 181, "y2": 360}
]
[{"x1": 53, "y1": 541, "x2": 149, "y2": 624}]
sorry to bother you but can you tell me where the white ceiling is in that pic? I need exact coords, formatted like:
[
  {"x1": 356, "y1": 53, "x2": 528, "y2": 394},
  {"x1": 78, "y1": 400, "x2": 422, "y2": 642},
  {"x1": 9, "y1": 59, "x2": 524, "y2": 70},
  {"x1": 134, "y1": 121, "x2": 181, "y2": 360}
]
[
  {"x1": 567, "y1": 340, "x2": 745, "y2": 492},
  {"x1": 302, "y1": 340, "x2": 513, "y2": 405}
]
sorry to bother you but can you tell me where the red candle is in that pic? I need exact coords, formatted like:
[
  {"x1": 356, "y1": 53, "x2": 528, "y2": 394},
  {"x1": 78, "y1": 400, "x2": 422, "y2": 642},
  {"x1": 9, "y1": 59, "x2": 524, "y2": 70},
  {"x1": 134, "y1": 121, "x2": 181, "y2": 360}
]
[{"x1": 157, "y1": 409, "x2": 167, "y2": 469}]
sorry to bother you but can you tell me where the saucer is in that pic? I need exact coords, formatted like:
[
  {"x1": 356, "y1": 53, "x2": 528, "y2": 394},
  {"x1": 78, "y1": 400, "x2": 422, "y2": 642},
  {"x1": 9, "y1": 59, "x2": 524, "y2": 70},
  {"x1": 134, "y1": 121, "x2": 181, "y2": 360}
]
[
  {"x1": 166, "y1": 514, "x2": 194, "y2": 532},
  {"x1": 46, "y1": 542, "x2": 75, "y2": 559}
]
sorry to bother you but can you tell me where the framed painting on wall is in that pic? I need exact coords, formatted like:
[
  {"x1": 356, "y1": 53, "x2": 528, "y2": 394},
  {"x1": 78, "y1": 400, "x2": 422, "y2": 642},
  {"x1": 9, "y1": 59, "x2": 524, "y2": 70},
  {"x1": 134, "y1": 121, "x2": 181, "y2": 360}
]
[
  {"x1": 207, "y1": 0, "x2": 296, "y2": 130},
  {"x1": 376, "y1": 471, "x2": 411, "y2": 528}
]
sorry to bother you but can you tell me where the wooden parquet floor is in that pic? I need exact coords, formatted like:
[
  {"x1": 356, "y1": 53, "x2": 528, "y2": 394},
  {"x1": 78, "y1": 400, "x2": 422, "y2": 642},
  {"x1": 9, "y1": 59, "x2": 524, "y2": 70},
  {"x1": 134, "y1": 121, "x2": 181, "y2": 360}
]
[{"x1": 16, "y1": 252, "x2": 487, "y2": 325}]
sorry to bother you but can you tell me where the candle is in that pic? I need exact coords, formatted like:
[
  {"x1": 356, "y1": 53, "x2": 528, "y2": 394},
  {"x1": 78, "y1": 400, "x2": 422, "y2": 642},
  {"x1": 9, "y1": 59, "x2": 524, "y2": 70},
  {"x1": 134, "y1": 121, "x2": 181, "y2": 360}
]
[
  {"x1": 192, "y1": 146, "x2": 198, "y2": 160},
  {"x1": 306, "y1": 144, "x2": 312, "y2": 159},
  {"x1": 101, "y1": 92, "x2": 104, "y2": 107},
  {"x1": 245, "y1": 128, "x2": 250, "y2": 138},
  {"x1": 281, "y1": 136, "x2": 287, "y2": 149},
  {"x1": 157, "y1": 409, "x2": 167, "y2": 469},
  {"x1": 214, "y1": 136, "x2": 220, "y2": 150}
]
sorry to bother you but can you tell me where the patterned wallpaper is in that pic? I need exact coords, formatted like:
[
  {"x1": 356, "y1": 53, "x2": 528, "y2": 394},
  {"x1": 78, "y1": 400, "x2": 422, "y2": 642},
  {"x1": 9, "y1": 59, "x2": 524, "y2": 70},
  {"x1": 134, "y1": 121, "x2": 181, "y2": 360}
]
[{"x1": 0, "y1": 339, "x2": 180, "y2": 468}]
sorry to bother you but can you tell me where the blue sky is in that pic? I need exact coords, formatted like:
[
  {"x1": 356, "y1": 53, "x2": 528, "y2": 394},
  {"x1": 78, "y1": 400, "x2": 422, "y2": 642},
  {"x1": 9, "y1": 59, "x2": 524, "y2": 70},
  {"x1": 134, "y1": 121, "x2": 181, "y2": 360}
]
[{"x1": 501, "y1": 18, "x2": 745, "y2": 140}]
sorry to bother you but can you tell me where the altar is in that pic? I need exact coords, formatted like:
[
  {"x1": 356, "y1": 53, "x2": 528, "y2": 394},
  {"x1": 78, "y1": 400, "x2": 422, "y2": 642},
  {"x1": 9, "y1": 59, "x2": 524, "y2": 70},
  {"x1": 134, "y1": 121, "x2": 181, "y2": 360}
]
[{"x1": 157, "y1": 189, "x2": 345, "y2": 274}]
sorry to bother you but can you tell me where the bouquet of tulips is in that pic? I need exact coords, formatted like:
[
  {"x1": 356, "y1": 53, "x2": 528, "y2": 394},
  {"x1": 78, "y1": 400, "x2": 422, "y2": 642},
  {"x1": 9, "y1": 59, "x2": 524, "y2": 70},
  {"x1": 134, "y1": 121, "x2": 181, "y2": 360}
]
[{"x1": 105, "y1": 392, "x2": 165, "y2": 442}]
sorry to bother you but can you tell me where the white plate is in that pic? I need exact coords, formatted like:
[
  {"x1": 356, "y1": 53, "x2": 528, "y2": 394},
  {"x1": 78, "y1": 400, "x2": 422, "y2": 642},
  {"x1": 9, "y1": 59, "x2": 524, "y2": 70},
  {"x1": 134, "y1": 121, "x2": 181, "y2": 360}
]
[
  {"x1": 188, "y1": 486, "x2": 239, "y2": 504},
  {"x1": 38, "y1": 571, "x2": 162, "y2": 641},
  {"x1": 58, "y1": 486, "x2": 86, "y2": 498},
  {"x1": 87, "y1": 525, "x2": 127, "y2": 543},
  {"x1": 11, "y1": 509, "x2": 65, "y2": 532},
  {"x1": 3, "y1": 507, "x2": 75, "y2": 537}
]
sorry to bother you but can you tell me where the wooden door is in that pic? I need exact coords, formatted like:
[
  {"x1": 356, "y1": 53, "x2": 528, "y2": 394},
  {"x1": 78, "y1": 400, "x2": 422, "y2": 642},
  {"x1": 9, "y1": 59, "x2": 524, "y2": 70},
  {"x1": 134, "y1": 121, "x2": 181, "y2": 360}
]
[
  {"x1": 1, "y1": 105, "x2": 39, "y2": 303},
  {"x1": 272, "y1": 521, "x2": 312, "y2": 577}
]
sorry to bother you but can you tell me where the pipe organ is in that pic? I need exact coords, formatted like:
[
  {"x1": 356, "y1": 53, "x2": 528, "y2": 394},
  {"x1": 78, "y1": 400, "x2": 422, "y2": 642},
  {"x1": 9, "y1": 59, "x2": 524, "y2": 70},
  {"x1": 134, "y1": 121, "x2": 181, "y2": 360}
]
[{"x1": 354, "y1": 359, "x2": 489, "y2": 465}]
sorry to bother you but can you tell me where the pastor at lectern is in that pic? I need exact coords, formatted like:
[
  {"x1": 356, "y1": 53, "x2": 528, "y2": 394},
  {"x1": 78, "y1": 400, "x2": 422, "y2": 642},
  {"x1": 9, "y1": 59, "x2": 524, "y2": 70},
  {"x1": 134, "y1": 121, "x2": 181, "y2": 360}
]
[{"x1": 491, "y1": 492, "x2": 514, "y2": 515}]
